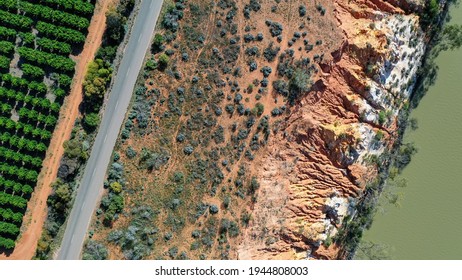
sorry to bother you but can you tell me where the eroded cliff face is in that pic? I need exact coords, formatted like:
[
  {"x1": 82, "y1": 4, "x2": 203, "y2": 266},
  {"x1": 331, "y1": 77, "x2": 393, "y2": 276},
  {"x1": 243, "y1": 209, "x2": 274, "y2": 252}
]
[{"x1": 239, "y1": 0, "x2": 426, "y2": 259}]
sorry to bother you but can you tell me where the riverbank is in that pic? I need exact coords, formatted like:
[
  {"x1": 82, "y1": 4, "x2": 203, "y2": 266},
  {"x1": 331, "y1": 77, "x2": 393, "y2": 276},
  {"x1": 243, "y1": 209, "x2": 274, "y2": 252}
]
[
  {"x1": 359, "y1": 1, "x2": 462, "y2": 259},
  {"x1": 342, "y1": 0, "x2": 459, "y2": 259}
]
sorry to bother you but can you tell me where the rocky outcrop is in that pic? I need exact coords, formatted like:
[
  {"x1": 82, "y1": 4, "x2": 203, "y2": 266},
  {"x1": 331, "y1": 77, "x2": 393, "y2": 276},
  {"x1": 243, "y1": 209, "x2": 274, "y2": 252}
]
[{"x1": 239, "y1": 0, "x2": 426, "y2": 259}]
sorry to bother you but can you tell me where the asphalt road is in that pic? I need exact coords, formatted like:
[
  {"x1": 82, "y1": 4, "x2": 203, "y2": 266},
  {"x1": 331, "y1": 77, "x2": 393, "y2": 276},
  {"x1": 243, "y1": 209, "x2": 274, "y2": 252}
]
[{"x1": 57, "y1": 0, "x2": 164, "y2": 260}]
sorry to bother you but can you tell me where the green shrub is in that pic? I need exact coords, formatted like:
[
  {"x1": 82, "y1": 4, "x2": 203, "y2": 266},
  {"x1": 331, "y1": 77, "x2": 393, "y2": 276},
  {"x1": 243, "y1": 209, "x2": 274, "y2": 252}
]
[
  {"x1": 158, "y1": 53, "x2": 169, "y2": 70},
  {"x1": 152, "y1": 33, "x2": 164, "y2": 53},
  {"x1": 84, "y1": 113, "x2": 100, "y2": 131},
  {"x1": 82, "y1": 241, "x2": 108, "y2": 260}
]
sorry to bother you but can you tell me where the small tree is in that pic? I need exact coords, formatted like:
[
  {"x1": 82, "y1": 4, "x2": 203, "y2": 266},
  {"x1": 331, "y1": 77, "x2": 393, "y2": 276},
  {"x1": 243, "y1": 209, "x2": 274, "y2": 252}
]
[
  {"x1": 425, "y1": 0, "x2": 439, "y2": 22},
  {"x1": 84, "y1": 113, "x2": 100, "y2": 131},
  {"x1": 158, "y1": 53, "x2": 169, "y2": 70},
  {"x1": 152, "y1": 33, "x2": 164, "y2": 53},
  {"x1": 289, "y1": 69, "x2": 312, "y2": 104},
  {"x1": 252, "y1": 102, "x2": 264, "y2": 116}
]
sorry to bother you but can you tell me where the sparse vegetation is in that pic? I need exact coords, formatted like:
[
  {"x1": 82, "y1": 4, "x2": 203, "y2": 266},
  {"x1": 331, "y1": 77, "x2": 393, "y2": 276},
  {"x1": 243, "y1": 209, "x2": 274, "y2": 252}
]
[{"x1": 82, "y1": 0, "x2": 376, "y2": 260}]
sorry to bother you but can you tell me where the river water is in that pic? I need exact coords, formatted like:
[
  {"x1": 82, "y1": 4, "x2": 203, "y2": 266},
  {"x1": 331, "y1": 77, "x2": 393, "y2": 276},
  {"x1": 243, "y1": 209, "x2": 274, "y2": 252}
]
[{"x1": 359, "y1": 6, "x2": 462, "y2": 259}]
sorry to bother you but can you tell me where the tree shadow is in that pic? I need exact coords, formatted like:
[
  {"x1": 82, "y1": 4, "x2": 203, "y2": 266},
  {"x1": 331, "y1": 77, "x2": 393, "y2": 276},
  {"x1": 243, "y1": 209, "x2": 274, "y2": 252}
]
[{"x1": 0, "y1": 247, "x2": 14, "y2": 257}]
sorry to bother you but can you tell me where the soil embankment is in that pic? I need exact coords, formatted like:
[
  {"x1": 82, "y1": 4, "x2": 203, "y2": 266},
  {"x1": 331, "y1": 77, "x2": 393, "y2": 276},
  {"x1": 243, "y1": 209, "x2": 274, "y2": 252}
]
[{"x1": 239, "y1": 0, "x2": 428, "y2": 259}]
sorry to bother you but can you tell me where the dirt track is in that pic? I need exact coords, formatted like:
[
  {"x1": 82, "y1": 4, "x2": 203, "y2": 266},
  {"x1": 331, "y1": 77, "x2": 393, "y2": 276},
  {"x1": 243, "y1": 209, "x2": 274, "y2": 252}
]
[{"x1": 0, "y1": 0, "x2": 113, "y2": 260}]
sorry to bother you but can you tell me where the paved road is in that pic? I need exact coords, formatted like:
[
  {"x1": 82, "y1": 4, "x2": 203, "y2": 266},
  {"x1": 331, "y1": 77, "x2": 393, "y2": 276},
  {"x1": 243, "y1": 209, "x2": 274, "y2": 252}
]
[{"x1": 57, "y1": 0, "x2": 164, "y2": 260}]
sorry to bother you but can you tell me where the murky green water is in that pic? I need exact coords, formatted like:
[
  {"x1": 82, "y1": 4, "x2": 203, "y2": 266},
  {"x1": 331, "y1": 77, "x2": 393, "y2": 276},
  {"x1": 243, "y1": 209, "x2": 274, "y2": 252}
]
[{"x1": 359, "y1": 6, "x2": 462, "y2": 259}]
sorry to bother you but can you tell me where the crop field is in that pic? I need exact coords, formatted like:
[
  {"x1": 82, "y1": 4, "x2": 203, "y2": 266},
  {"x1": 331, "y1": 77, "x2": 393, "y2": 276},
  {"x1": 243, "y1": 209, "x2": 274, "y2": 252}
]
[{"x1": 0, "y1": 0, "x2": 95, "y2": 250}]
